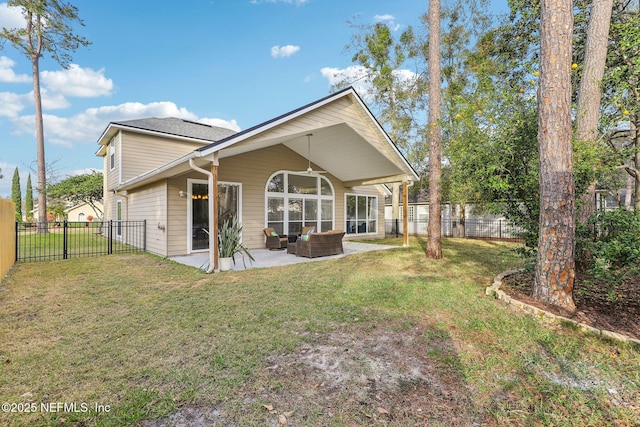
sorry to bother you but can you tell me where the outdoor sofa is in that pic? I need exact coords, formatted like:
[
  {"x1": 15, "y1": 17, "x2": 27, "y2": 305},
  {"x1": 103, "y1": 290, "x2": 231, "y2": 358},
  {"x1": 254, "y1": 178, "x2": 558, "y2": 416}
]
[{"x1": 295, "y1": 230, "x2": 345, "y2": 258}]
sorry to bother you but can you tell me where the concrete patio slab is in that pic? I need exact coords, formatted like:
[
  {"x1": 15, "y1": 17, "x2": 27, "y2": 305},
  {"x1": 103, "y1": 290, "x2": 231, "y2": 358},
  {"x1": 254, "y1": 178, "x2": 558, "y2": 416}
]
[{"x1": 170, "y1": 241, "x2": 398, "y2": 272}]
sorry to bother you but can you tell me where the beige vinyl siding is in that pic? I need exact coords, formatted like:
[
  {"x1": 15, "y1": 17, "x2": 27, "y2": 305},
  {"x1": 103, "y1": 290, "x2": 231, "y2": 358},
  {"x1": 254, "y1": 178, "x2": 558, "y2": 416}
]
[
  {"x1": 120, "y1": 131, "x2": 207, "y2": 182},
  {"x1": 104, "y1": 133, "x2": 121, "y2": 192},
  {"x1": 252, "y1": 97, "x2": 352, "y2": 142},
  {"x1": 125, "y1": 181, "x2": 168, "y2": 256}
]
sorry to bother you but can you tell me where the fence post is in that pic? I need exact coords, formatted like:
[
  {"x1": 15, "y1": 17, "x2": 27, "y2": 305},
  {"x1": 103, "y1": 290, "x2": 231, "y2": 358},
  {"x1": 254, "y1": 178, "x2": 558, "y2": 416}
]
[
  {"x1": 499, "y1": 220, "x2": 503, "y2": 240},
  {"x1": 143, "y1": 220, "x2": 147, "y2": 252},
  {"x1": 15, "y1": 222, "x2": 18, "y2": 263},
  {"x1": 108, "y1": 220, "x2": 113, "y2": 255},
  {"x1": 63, "y1": 220, "x2": 68, "y2": 259}
]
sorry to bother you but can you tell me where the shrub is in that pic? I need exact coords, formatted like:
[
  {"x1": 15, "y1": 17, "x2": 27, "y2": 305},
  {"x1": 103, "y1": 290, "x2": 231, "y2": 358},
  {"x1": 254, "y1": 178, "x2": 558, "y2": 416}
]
[{"x1": 576, "y1": 209, "x2": 640, "y2": 282}]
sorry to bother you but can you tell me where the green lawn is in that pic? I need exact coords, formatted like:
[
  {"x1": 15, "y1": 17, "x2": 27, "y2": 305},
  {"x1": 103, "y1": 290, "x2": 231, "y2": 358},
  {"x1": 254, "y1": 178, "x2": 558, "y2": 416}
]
[
  {"x1": 1, "y1": 238, "x2": 638, "y2": 426},
  {"x1": 16, "y1": 224, "x2": 142, "y2": 261}
]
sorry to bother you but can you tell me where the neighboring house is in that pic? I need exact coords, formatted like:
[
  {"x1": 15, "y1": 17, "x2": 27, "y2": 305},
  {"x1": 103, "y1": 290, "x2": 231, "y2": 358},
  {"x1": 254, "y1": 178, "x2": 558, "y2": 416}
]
[
  {"x1": 64, "y1": 201, "x2": 104, "y2": 222},
  {"x1": 96, "y1": 87, "x2": 419, "y2": 269}
]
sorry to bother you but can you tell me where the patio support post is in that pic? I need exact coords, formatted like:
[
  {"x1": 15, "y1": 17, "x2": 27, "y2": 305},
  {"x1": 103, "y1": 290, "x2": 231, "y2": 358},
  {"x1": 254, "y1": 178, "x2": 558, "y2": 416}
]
[
  {"x1": 403, "y1": 180, "x2": 409, "y2": 247},
  {"x1": 189, "y1": 155, "x2": 219, "y2": 273},
  {"x1": 211, "y1": 154, "x2": 219, "y2": 273}
]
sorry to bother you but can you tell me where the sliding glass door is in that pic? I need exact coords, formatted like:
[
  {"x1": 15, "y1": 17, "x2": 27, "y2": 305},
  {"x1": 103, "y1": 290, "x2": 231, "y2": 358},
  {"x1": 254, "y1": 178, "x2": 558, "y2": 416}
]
[{"x1": 188, "y1": 180, "x2": 241, "y2": 252}]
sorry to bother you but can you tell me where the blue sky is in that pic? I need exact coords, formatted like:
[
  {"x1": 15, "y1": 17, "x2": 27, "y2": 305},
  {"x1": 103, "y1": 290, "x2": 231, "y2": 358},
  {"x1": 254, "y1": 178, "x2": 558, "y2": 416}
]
[{"x1": 0, "y1": 0, "x2": 509, "y2": 197}]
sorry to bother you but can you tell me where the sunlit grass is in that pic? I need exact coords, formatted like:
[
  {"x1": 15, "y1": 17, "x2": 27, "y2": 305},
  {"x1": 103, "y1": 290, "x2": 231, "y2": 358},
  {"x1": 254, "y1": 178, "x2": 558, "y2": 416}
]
[{"x1": 1, "y1": 238, "x2": 638, "y2": 426}]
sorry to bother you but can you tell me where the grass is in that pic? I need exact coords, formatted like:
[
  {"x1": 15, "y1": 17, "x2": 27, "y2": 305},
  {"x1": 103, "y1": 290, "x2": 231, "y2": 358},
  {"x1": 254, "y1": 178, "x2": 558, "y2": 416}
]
[
  {"x1": 1, "y1": 238, "x2": 639, "y2": 426},
  {"x1": 16, "y1": 224, "x2": 142, "y2": 261}
]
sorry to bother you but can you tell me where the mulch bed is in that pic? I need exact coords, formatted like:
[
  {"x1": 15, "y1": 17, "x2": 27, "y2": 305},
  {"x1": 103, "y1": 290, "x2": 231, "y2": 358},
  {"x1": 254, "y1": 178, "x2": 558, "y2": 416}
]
[{"x1": 500, "y1": 271, "x2": 640, "y2": 340}]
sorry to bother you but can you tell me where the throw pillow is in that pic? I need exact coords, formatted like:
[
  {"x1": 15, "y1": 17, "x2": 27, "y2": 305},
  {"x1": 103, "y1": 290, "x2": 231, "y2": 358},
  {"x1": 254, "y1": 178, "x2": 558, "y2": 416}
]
[{"x1": 270, "y1": 231, "x2": 279, "y2": 237}]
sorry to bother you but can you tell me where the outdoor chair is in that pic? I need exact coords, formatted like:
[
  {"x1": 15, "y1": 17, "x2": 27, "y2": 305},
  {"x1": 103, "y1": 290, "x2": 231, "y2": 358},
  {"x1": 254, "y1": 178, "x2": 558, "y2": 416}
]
[{"x1": 263, "y1": 227, "x2": 288, "y2": 250}]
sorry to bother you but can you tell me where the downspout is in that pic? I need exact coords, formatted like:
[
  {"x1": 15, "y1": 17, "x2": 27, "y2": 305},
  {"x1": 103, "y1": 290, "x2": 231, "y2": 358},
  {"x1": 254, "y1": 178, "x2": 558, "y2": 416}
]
[{"x1": 189, "y1": 157, "x2": 217, "y2": 273}]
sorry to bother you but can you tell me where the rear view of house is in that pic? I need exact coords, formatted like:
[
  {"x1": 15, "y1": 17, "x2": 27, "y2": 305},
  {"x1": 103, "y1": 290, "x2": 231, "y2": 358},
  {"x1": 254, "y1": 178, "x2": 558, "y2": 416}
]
[{"x1": 95, "y1": 87, "x2": 418, "y2": 268}]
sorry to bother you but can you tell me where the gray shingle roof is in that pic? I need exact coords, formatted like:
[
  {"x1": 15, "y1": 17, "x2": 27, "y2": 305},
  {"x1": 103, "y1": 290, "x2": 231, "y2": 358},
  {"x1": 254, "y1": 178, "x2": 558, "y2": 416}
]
[{"x1": 111, "y1": 117, "x2": 237, "y2": 142}]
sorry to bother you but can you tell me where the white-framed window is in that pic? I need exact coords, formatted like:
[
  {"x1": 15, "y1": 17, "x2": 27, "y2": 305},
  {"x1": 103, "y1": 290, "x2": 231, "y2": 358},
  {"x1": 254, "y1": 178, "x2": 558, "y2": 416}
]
[
  {"x1": 345, "y1": 194, "x2": 378, "y2": 235},
  {"x1": 116, "y1": 200, "x2": 122, "y2": 237},
  {"x1": 265, "y1": 171, "x2": 334, "y2": 236},
  {"x1": 109, "y1": 137, "x2": 116, "y2": 170}
]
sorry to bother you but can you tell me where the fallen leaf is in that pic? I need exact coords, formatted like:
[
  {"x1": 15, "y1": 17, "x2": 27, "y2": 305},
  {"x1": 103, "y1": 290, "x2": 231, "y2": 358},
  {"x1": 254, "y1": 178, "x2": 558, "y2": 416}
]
[
  {"x1": 283, "y1": 411, "x2": 294, "y2": 417},
  {"x1": 278, "y1": 414, "x2": 287, "y2": 425},
  {"x1": 377, "y1": 407, "x2": 389, "y2": 415},
  {"x1": 262, "y1": 404, "x2": 274, "y2": 411}
]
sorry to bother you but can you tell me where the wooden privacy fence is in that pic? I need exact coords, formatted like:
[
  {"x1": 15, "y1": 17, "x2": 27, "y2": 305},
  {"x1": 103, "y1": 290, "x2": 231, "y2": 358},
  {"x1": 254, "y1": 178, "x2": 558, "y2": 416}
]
[{"x1": 0, "y1": 199, "x2": 16, "y2": 278}]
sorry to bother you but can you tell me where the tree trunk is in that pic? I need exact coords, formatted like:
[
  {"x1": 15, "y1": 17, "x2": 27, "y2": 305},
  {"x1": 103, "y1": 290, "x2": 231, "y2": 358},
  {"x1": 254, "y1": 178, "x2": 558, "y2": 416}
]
[
  {"x1": 32, "y1": 54, "x2": 48, "y2": 234},
  {"x1": 426, "y1": 0, "x2": 443, "y2": 259},
  {"x1": 459, "y1": 202, "x2": 466, "y2": 238},
  {"x1": 633, "y1": 114, "x2": 640, "y2": 211},
  {"x1": 575, "y1": 0, "x2": 614, "y2": 223},
  {"x1": 533, "y1": 0, "x2": 576, "y2": 311}
]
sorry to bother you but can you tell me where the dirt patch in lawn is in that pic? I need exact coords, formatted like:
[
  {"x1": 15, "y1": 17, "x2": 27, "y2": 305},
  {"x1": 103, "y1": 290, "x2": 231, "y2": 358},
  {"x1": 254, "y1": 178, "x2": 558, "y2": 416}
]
[
  {"x1": 146, "y1": 322, "x2": 485, "y2": 426},
  {"x1": 501, "y1": 271, "x2": 640, "y2": 340}
]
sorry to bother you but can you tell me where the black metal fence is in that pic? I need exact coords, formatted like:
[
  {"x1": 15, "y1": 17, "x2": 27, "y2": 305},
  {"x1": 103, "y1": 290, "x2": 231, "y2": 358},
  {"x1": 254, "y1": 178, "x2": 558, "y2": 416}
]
[
  {"x1": 16, "y1": 220, "x2": 146, "y2": 263},
  {"x1": 386, "y1": 218, "x2": 525, "y2": 242}
]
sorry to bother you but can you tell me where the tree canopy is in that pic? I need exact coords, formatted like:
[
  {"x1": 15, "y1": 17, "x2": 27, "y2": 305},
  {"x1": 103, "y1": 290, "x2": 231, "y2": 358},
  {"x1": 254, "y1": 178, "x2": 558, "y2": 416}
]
[{"x1": 47, "y1": 172, "x2": 103, "y2": 216}]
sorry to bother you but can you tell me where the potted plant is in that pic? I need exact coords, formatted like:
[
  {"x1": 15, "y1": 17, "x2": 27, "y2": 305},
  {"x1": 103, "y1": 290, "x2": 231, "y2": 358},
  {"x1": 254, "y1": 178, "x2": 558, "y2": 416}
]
[{"x1": 218, "y1": 217, "x2": 255, "y2": 271}]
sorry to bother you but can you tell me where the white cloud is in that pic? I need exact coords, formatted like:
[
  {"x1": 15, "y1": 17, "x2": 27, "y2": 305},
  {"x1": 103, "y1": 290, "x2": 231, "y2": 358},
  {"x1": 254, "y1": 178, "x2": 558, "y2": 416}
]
[
  {"x1": 199, "y1": 117, "x2": 241, "y2": 132},
  {"x1": 9, "y1": 101, "x2": 240, "y2": 148},
  {"x1": 321, "y1": 65, "x2": 420, "y2": 102},
  {"x1": 373, "y1": 13, "x2": 401, "y2": 31},
  {"x1": 374, "y1": 14, "x2": 395, "y2": 22},
  {"x1": 68, "y1": 168, "x2": 100, "y2": 177},
  {"x1": 0, "y1": 91, "x2": 30, "y2": 117},
  {"x1": 0, "y1": 2, "x2": 25, "y2": 30},
  {"x1": 271, "y1": 45, "x2": 300, "y2": 58},
  {"x1": 41, "y1": 64, "x2": 114, "y2": 98},
  {"x1": 0, "y1": 62, "x2": 113, "y2": 116},
  {"x1": 40, "y1": 88, "x2": 71, "y2": 110},
  {"x1": 0, "y1": 56, "x2": 29, "y2": 83},
  {"x1": 321, "y1": 65, "x2": 372, "y2": 98}
]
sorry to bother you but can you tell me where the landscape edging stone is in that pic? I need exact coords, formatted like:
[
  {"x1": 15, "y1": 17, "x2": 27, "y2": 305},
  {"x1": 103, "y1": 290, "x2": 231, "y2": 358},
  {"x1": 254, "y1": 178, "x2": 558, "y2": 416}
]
[{"x1": 486, "y1": 269, "x2": 640, "y2": 346}]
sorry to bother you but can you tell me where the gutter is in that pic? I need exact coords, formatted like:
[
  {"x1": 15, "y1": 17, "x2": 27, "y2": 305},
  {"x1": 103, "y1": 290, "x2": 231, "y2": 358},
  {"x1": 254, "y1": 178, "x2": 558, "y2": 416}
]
[{"x1": 188, "y1": 158, "x2": 216, "y2": 273}]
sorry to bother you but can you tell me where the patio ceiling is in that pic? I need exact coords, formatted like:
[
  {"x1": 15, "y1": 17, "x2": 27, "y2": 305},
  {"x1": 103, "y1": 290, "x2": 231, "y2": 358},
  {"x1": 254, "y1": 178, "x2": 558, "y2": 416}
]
[{"x1": 217, "y1": 123, "x2": 410, "y2": 185}]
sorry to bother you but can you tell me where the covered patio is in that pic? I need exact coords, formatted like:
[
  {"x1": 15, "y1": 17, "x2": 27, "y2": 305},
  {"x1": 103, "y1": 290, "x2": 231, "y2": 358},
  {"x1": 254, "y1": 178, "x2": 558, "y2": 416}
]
[{"x1": 170, "y1": 240, "x2": 398, "y2": 271}]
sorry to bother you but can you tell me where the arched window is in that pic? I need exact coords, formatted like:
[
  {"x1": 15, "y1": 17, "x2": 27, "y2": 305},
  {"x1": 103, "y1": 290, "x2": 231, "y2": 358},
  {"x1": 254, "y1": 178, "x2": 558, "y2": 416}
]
[{"x1": 266, "y1": 171, "x2": 334, "y2": 236}]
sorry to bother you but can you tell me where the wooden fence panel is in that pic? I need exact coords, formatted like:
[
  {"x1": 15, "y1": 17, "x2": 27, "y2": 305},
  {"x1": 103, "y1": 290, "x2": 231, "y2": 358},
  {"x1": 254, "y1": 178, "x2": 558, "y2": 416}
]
[{"x1": 0, "y1": 199, "x2": 16, "y2": 279}]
